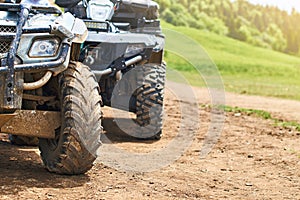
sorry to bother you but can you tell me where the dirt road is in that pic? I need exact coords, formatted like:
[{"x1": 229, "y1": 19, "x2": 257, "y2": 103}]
[{"x1": 0, "y1": 81, "x2": 299, "y2": 199}]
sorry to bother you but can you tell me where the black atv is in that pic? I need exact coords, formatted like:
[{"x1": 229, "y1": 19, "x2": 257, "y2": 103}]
[{"x1": 58, "y1": 0, "x2": 166, "y2": 140}]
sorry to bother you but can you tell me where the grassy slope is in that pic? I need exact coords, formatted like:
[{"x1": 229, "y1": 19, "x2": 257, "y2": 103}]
[{"x1": 162, "y1": 21, "x2": 300, "y2": 100}]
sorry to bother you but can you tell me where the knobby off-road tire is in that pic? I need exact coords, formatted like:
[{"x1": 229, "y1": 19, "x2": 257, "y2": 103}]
[
  {"x1": 39, "y1": 62, "x2": 103, "y2": 175},
  {"x1": 135, "y1": 63, "x2": 166, "y2": 140}
]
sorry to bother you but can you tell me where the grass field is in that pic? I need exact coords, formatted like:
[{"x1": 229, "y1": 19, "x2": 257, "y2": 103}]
[{"x1": 162, "y1": 21, "x2": 300, "y2": 100}]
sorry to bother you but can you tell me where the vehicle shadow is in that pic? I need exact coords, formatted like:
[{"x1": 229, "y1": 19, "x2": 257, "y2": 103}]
[
  {"x1": 101, "y1": 117, "x2": 158, "y2": 144},
  {"x1": 0, "y1": 139, "x2": 90, "y2": 196}
]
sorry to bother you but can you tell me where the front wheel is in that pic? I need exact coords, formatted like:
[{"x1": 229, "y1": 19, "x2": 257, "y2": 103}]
[
  {"x1": 39, "y1": 62, "x2": 103, "y2": 175},
  {"x1": 135, "y1": 63, "x2": 166, "y2": 140}
]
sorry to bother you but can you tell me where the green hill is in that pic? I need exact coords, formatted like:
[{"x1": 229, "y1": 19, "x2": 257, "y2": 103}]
[
  {"x1": 162, "y1": 22, "x2": 300, "y2": 100},
  {"x1": 157, "y1": 0, "x2": 300, "y2": 55}
]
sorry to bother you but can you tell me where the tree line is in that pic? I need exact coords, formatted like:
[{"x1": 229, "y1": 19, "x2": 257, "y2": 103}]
[{"x1": 156, "y1": 0, "x2": 300, "y2": 55}]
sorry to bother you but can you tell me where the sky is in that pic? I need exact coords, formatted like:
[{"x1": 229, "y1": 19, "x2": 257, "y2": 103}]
[{"x1": 248, "y1": 0, "x2": 300, "y2": 13}]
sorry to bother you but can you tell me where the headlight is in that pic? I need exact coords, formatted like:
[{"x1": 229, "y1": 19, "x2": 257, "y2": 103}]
[
  {"x1": 124, "y1": 44, "x2": 145, "y2": 57},
  {"x1": 29, "y1": 38, "x2": 60, "y2": 58},
  {"x1": 88, "y1": 0, "x2": 114, "y2": 21}
]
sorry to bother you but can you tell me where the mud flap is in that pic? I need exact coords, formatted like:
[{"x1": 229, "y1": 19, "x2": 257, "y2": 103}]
[{"x1": 0, "y1": 110, "x2": 60, "y2": 139}]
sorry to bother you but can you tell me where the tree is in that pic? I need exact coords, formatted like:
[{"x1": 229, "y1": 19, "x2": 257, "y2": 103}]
[{"x1": 157, "y1": 0, "x2": 300, "y2": 55}]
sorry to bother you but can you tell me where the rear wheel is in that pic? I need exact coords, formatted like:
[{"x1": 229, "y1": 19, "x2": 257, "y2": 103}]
[
  {"x1": 39, "y1": 62, "x2": 103, "y2": 175},
  {"x1": 135, "y1": 63, "x2": 166, "y2": 140}
]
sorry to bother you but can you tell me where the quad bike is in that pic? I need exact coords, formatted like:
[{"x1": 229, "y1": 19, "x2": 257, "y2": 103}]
[
  {"x1": 0, "y1": 1, "x2": 103, "y2": 174},
  {"x1": 59, "y1": 0, "x2": 166, "y2": 139}
]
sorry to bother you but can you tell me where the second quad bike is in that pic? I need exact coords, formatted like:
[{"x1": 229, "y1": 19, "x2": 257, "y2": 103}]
[
  {"x1": 0, "y1": 2, "x2": 102, "y2": 174},
  {"x1": 60, "y1": 0, "x2": 166, "y2": 139}
]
